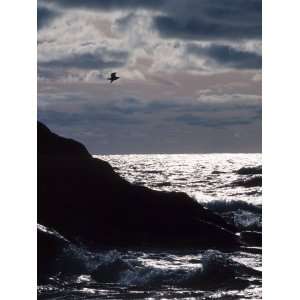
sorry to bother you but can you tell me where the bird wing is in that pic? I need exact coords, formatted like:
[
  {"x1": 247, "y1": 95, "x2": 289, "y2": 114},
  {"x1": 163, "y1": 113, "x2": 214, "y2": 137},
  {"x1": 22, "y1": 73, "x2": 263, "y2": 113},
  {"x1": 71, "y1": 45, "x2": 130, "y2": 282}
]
[{"x1": 111, "y1": 72, "x2": 117, "y2": 77}]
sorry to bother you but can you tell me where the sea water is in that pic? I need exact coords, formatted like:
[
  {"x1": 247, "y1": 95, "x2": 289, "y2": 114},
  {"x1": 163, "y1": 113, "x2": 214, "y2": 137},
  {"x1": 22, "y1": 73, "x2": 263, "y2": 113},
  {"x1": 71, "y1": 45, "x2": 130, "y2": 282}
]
[{"x1": 38, "y1": 153, "x2": 262, "y2": 299}]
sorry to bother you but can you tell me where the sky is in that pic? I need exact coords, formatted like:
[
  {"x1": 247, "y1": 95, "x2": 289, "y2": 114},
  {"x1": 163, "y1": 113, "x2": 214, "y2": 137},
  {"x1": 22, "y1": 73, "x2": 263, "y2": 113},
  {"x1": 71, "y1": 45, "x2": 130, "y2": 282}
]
[{"x1": 37, "y1": 0, "x2": 261, "y2": 154}]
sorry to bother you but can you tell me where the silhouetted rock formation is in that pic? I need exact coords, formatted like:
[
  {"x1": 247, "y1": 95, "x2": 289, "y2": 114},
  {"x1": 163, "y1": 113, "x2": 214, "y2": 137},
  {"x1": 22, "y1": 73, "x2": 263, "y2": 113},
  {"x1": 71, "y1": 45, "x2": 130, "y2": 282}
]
[
  {"x1": 91, "y1": 257, "x2": 133, "y2": 283},
  {"x1": 38, "y1": 121, "x2": 240, "y2": 249},
  {"x1": 37, "y1": 224, "x2": 69, "y2": 281},
  {"x1": 232, "y1": 176, "x2": 262, "y2": 188},
  {"x1": 240, "y1": 231, "x2": 262, "y2": 247},
  {"x1": 235, "y1": 166, "x2": 262, "y2": 175},
  {"x1": 38, "y1": 122, "x2": 90, "y2": 158}
]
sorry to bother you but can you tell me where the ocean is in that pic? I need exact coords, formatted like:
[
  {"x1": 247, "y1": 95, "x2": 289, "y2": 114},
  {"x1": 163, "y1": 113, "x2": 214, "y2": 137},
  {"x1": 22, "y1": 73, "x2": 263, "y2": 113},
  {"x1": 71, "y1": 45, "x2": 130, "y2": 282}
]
[{"x1": 38, "y1": 153, "x2": 262, "y2": 299}]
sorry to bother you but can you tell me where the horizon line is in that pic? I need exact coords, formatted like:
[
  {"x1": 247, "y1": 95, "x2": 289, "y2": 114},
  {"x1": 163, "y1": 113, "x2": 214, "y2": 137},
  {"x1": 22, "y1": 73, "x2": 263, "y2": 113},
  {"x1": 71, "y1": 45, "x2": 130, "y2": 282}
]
[{"x1": 93, "y1": 152, "x2": 262, "y2": 156}]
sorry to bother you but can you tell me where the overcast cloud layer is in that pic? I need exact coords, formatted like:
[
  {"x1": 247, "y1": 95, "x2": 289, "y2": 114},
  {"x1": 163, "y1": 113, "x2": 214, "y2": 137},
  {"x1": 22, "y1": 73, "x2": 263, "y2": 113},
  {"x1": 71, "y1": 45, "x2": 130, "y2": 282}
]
[{"x1": 38, "y1": 0, "x2": 261, "y2": 154}]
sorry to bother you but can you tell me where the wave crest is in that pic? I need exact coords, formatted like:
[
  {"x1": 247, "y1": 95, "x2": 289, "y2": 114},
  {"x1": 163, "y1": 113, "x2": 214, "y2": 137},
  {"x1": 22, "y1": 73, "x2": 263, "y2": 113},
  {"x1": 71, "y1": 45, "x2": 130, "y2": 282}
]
[{"x1": 89, "y1": 250, "x2": 259, "y2": 290}]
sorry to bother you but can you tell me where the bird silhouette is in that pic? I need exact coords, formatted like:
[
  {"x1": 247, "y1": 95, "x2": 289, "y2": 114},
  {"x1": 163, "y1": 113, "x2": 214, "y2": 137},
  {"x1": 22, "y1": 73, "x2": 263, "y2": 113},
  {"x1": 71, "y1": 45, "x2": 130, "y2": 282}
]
[{"x1": 107, "y1": 72, "x2": 120, "y2": 83}]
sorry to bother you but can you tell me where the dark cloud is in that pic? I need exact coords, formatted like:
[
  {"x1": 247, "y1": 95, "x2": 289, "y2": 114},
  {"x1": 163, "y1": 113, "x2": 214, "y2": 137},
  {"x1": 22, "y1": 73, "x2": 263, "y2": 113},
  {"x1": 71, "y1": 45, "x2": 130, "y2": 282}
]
[
  {"x1": 37, "y1": 0, "x2": 261, "y2": 153},
  {"x1": 154, "y1": 16, "x2": 260, "y2": 41},
  {"x1": 37, "y1": 6, "x2": 59, "y2": 30},
  {"x1": 37, "y1": 92, "x2": 261, "y2": 153},
  {"x1": 38, "y1": 94, "x2": 261, "y2": 128},
  {"x1": 187, "y1": 44, "x2": 261, "y2": 69},
  {"x1": 39, "y1": 0, "x2": 261, "y2": 43},
  {"x1": 154, "y1": 0, "x2": 261, "y2": 41},
  {"x1": 38, "y1": 66, "x2": 62, "y2": 80},
  {"x1": 38, "y1": 48, "x2": 129, "y2": 80},
  {"x1": 40, "y1": 50, "x2": 128, "y2": 70},
  {"x1": 174, "y1": 112, "x2": 261, "y2": 128},
  {"x1": 40, "y1": 0, "x2": 166, "y2": 10},
  {"x1": 115, "y1": 12, "x2": 136, "y2": 30},
  {"x1": 38, "y1": 101, "x2": 261, "y2": 153},
  {"x1": 38, "y1": 108, "x2": 142, "y2": 127}
]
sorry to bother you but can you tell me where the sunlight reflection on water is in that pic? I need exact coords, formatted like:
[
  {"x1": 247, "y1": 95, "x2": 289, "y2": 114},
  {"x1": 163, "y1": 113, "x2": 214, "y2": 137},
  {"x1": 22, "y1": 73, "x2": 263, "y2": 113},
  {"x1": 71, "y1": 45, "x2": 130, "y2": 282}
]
[{"x1": 95, "y1": 153, "x2": 262, "y2": 205}]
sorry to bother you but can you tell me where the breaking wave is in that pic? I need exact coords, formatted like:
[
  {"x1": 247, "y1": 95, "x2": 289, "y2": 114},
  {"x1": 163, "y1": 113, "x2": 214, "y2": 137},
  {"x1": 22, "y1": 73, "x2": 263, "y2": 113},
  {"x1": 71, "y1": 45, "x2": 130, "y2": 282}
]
[
  {"x1": 201, "y1": 200, "x2": 262, "y2": 231},
  {"x1": 39, "y1": 228, "x2": 261, "y2": 291},
  {"x1": 203, "y1": 200, "x2": 261, "y2": 213},
  {"x1": 88, "y1": 249, "x2": 260, "y2": 290}
]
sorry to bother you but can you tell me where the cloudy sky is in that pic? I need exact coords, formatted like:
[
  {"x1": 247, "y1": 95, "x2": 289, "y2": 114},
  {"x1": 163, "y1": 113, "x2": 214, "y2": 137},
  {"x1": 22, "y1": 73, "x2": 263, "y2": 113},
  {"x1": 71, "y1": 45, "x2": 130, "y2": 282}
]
[{"x1": 37, "y1": 0, "x2": 261, "y2": 154}]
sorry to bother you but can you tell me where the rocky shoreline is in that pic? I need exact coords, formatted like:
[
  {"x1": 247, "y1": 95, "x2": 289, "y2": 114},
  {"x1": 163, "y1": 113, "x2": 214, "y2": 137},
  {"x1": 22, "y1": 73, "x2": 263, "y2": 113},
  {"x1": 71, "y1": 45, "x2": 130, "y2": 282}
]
[{"x1": 38, "y1": 121, "x2": 258, "y2": 277}]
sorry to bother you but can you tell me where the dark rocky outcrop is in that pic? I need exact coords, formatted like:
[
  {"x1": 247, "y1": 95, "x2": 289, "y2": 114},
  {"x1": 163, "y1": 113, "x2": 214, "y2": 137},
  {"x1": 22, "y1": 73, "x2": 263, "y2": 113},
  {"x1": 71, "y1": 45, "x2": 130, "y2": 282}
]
[
  {"x1": 235, "y1": 166, "x2": 262, "y2": 175},
  {"x1": 232, "y1": 176, "x2": 262, "y2": 188},
  {"x1": 240, "y1": 231, "x2": 262, "y2": 247},
  {"x1": 38, "y1": 121, "x2": 241, "y2": 249},
  {"x1": 38, "y1": 122, "x2": 90, "y2": 158},
  {"x1": 91, "y1": 258, "x2": 133, "y2": 283},
  {"x1": 37, "y1": 224, "x2": 69, "y2": 281}
]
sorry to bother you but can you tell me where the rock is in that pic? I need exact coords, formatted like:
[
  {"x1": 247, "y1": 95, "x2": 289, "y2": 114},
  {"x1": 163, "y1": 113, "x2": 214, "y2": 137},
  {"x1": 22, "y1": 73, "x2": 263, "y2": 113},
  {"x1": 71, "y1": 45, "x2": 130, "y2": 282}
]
[
  {"x1": 38, "y1": 121, "x2": 90, "y2": 158},
  {"x1": 232, "y1": 176, "x2": 262, "y2": 187},
  {"x1": 37, "y1": 224, "x2": 69, "y2": 281},
  {"x1": 91, "y1": 257, "x2": 133, "y2": 283},
  {"x1": 211, "y1": 170, "x2": 226, "y2": 175},
  {"x1": 240, "y1": 231, "x2": 262, "y2": 246},
  {"x1": 155, "y1": 182, "x2": 172, "y2": 187},
  {"x1": 38, "y1": 121, "x2": 240, "y2": 249},
  {"x1": 235, "y1": 166, "x2": 262, "y2": 175}
]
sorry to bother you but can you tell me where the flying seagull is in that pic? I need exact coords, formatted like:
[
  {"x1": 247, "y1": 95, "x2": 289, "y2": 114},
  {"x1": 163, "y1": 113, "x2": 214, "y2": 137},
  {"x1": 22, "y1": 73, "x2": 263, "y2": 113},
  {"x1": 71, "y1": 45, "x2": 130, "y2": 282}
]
[{"x1": 107, "y1": 72, "x2": 120, "y2": 83}]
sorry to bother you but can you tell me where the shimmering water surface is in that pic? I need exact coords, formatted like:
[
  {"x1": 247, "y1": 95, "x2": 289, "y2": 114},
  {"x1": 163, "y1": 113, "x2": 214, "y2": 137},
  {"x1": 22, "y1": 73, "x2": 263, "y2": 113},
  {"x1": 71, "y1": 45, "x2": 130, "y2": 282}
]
[
  {"x1": 39, "y1": 154, "x2": 262, "y2": 299},
  {"x1": 97, "y1": 154, "x2": 262, "y2": 205}
]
